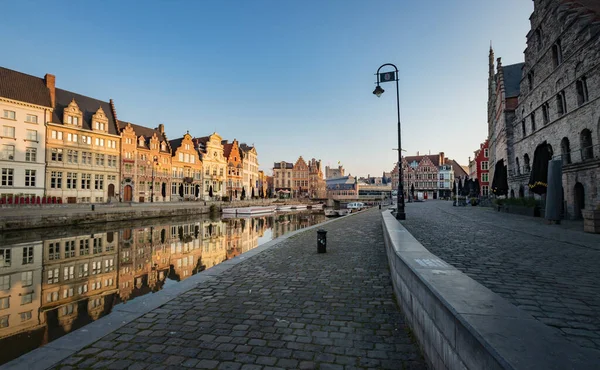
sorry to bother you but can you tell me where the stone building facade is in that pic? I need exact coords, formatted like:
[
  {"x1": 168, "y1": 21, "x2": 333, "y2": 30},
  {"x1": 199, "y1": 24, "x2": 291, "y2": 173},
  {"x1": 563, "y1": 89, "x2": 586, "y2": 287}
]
[
  {"x1": 239, "y1": 144, "x2": 259, "y2": 198},
  {"x1": 222, "y1": 139, "x2": 242, "y2": 200},
  {"x1": 308, "y1": 158, "x2": 326, "y2": 199},
  {"x1": 508, "y1": 0, "x2": 600, "y2": 218},
  {"x1": 45, "y1": 87, "x2": 121, "y2": 204},
  {"x1": 0, "y1": 68, "x2": 53, "y2": 201},
  {"x1": 194, "y1": 133, "x2": 226, "y2": 200},
  {"x1": 273, "y1": 161, "x2": 293, "y2": 197},
  {"x1": 170, "y1": 133, "x2": 203, "y2": 201},
  {"x1": 120, "y1": 122, "x2": 172, "y2": 202},
  {"x1": 325, "y1": 165, "x2": 345, "y2": 179},
  {"x1": 293, "y1": 156, "x2": 309, "y2": 198}
]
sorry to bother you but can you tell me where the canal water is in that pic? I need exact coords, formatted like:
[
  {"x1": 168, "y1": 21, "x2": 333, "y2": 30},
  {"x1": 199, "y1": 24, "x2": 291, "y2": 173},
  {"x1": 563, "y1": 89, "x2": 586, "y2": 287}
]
[{"x1": 0, "y1": 210, "x2": 326, "y2": 365}]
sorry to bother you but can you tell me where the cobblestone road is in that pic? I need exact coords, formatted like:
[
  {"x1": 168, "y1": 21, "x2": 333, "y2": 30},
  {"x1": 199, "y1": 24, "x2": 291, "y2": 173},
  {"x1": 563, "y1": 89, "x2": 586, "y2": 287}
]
[
  {"x1": 53, "y1": 209, "x2": 426, "y2": 370},
  {"x1": 401, "y1": 200, "x2": 600, "y2": 351}
]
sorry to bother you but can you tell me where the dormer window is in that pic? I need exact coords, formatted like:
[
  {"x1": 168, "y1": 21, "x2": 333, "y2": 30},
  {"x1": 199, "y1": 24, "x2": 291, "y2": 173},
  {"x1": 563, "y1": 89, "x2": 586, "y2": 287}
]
[
  {"x1": 91, "y1": 107, "x2": 109, "y2": 132},
  {"x1": 138, "y1": 138, "x2": 144, "y2": 147},
  {"x1": 161, "y1": 142, "x2": 166, "y2": 151},
  {"x1": 64, "y1": 99, "x2": 83, "y2": 127},
  {"x1": 95, "y1": 122, "x2": 105, "y2": 131}
]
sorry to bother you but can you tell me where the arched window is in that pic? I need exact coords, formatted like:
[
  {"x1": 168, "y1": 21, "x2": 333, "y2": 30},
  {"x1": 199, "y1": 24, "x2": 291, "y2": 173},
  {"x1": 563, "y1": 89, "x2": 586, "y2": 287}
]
[
  {"x1": 561, "y1": 137, "x2": 571, "y2": 164},
  {"x1": 524, "y1": 154, "x2": 531, "y2": 172},
  {"x1": 580, "y1": 129, "x2": 593, "y2": 160},
  {"x1": 552, "y1": 40, "x2": 562, "y2": 68},
  {"x1": 576, "y1": 77, "x2": 589, "y2": 106},
  {"x1": 556, "y1": 91, "x2": 567, "y2": 116},
  {"x1": 515, "y1": 157, "x2": 521, "y2": 175}
]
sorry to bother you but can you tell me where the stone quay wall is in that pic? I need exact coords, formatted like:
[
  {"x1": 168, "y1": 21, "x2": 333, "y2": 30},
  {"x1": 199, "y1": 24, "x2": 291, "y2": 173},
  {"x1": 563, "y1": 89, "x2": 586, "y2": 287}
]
[{"x1": 381, "y1": 210, "x2": 600, "y2": 370}]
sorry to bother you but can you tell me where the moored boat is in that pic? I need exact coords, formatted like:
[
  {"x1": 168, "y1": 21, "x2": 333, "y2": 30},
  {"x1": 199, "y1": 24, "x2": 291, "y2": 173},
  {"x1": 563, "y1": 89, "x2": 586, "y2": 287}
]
[
  {"x1": 336, "y1": 209, "x2": 351, "y2": 216},
  {"x1": 324, "y1": 208, "x2": 338, "y2": 217},
  {"x1": 222, "y1": 206, "x2": 277, "y2": 215}
]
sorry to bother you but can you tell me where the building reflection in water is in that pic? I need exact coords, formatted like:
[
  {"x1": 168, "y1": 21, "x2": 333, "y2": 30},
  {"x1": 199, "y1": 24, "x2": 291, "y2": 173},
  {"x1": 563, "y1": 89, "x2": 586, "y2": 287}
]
[{"x1": 0, "y1": 210, "x2": 325, "y2": 365}]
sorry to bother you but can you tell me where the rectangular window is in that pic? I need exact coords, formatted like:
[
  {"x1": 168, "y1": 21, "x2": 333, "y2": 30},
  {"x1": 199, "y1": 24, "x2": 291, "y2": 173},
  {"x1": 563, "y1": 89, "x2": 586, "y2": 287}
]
[
  {"x1": 26, "y1": 130, "x2": 37, "y2": 141},
  {"x1": 67, "y1": 150, "x2": 78, "y2": 164},
  {"x1": 81, "y1": 174, "x2": 91, "y2": 189},
  {"x1": 0, "y1": 248, "x2": 11, "y2": 267},
  {"x1": 94, "y1": 174, "x2": 104, "y2": 190},
  {"x1": 0, "y1": 297, "x2": 8, "y2": 310},
  {"x1": 50, "y1": 171, "x2": 62, "y2": 189},
  {"x1": 0, "y1": 315, "x2": 8, "y2": 328},
  {"x1": 21, "y1": 292, "x2": 33, "y2": 305},
  {"x1": 530, "y1": 112, "x2": 536, "y2": 131},
  {"x1": 80, "y1": 239, "x2": 90, "y2": 256},
  {"x1": 67, "y1": 133, "x2": 78, "y2": 142},
  {"x1": 93, "y1": 238, "x2": 103, "y2": 254},
  {"x1": 0, "y1": 275, "x2": 9, "y2": 290},
  {"x1": 2, "y1": 126, "x2": 15, "y2": 138},
  {"x1": 95, "y1": 154, "x2": 105, "y2": 166},
  {"x1": 20, "y1": 311, "x2": 32, "y2": 322},
  {"x1": 1, "y1": 144, "x2": 15, "y2": 161},
  {"x1": 542, "y1": 103, "x2": 549, "y2": 125},
  {"x1": 78, "y1": 263, "x2": 88, "y2": 278},
  {"x1": 481, "y1": 173, "x2": 489, "y2": 182},
  {"x1": 66, "y1": 172, "x2": 77, "y2": 189},
  {"x1": 481, "y1": 161, "x2": 488, "y2": 170},
  {"x1": 3, "y1": 110, "x2": 16, "y2": 120},
  {"x1": 63, "y1": 266, "x2": 74, "y2": 281},
  {"x1": 47, "y1": 268, "x2": 59, "y2": 284},
  {"x1": 482, "y1": 185, "x2": 489, "y2": 196},
  {"x1": 81, "y1": 152, "x2": 92, "y2": 165},
  {"x1": 51, "y1": 148, "x2": 63, "y2": 162},
  {"x1": 65, "y1": 241, "x2": 75, "y2": 258},
  {"x1": 1, "y1": 168, "x2": 14, "y2": 186},
  {"x1": 483, "y1": 148, "x2": 489, "y2": 158},
  {"x1": 48, "y1": 242, "x2": 60, "y2": 260},
  {"x1": 576, "y1": 77, "x2": 589, "y2": 106},
  {"x1": 556, "y1": 91, "x2": 567, "y2": 116},
  {"x1": 25, "y1": 170, "x2": 36, "y2": 187},
  {"x1": 24, "y1": 148, "x2": 37, "y2": 162},
  {"x1": 25, "y1": 114, "x2": 38, "y2": 124},
  {"x1": 22, "y1": 246, "x2": 34, "y2": 265},
  {"x1": 21, "y1": 271, "x2": 33, "y2": 287}
]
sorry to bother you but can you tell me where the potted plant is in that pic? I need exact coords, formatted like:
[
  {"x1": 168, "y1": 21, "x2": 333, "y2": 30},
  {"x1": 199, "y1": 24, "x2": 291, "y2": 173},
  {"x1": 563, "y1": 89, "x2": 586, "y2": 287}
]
[{"x1": 582, "y1": 204, "x2": 600, "y2": 234}]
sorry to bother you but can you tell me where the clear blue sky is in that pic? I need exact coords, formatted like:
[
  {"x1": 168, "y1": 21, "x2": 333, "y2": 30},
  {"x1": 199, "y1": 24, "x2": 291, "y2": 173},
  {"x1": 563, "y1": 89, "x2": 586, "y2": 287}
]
[{"x1": 1, "y1": 0, "x2": 532, "y2": 177}]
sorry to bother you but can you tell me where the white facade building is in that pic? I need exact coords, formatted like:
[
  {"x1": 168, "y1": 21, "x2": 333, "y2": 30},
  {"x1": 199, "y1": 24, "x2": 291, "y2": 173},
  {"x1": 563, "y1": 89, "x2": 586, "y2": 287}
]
[
  {"x1": 240, "y1": 144, "x2": 259, "y2": 198},
  {"x1": 0, "y1": 68, "x2": 53, "y2": 200}
]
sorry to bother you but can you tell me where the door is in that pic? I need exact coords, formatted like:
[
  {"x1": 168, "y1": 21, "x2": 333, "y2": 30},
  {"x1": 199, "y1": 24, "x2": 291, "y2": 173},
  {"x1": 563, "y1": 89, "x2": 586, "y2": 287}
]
[
  {"x1": 574, "y1": 182, "x2": 585, "y2": 219},
  {"x1": 108, "y1": 184, "x2": 115, "y2": 198},
  {"x1": 124, "y1": 185, "x2": 132, "y2": 202}
]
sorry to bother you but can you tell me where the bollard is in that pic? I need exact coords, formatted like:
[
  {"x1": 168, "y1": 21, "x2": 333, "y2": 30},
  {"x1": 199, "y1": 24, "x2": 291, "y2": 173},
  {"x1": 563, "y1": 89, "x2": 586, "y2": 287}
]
[
  {"x1": 91, "y1": 204, "x2": 95, "y2": 211},
  {"x1": 317, "y1": 229, "x2": 327, "y2": 253}
]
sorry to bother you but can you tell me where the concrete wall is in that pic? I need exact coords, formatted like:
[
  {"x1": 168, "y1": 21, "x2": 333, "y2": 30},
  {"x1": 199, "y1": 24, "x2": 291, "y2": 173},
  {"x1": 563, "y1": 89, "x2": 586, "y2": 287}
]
[{"x1": 381, "y1": 210, "x2": 600, "y2": 369}]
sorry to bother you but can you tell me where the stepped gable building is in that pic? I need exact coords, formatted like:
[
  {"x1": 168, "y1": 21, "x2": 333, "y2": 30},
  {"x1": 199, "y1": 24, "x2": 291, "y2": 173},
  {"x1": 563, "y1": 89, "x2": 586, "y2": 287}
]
[
  {"x1": 0, "y1": 67, "x2": 53, "y2": 200},
  {"x1": 222, "y1": 139, "x2": 242, "y2": 200},
  {"x1": 487, "y1": 47, "x2": 525, "y2": 191},
  {"x1": 119, "y1": 122, "x2": 172, "y2": 202},
  {"x1": 400, "y1": 152, "x2": 444, "y2": 200},
  {"x1": 509, "y1": 0, "x2": 600, "y2": 218},
  {"x1": 293, "y1": 156, "x2": 309, "y2": 198},
  {"x1": 46, "y1": 84, "x2": 121, "y2": 204},
  {"x1": 169, "y1": 132, "x2": 203, "y2": 201},
  {"x1": 470, "y1": 140, "x2": 490, "y2": 196},
  {"x1": 193, "y1": 133, "x2": 226, "y2": 200},
  {"x1": 239, "y1": 143, "x2": 259, "y2": 198}
]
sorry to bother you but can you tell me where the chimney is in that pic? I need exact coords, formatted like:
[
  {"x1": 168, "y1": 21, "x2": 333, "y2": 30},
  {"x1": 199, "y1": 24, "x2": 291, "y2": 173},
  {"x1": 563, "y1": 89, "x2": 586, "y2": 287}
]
[
  {"x1": 158, "y1": 124, "x2": 164, "y2": 134},
  {"x1": 44, "y1": 74, "x2": 55, "y2": 107},
  {"x1": 439, "y1": 152, "x2": 445, "y2": 165}
]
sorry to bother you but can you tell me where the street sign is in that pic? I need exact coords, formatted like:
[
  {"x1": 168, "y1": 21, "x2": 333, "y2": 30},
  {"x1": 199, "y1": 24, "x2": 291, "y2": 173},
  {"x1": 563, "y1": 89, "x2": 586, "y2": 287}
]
[{"x1": 379, "y1": 71, "x2": 396, "y2": 83}]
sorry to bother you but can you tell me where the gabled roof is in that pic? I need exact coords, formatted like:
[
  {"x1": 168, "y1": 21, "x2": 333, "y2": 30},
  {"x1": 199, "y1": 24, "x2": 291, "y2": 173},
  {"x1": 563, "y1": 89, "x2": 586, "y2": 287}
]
[
  {"x1": 52, "y1": 88, "x2": 119, "y2": 135},
  {"x1": 169, "y1": 138, "x2": 184, "y2": 151},
  {"x1": 449, "y1": 159, "x2": 468, "y2": 178},
  {"x1": 222, "y1": 142, "x2": 234, "y2": 159},
  {"x1": 0, "y1": 67, "x2": 52, "y2": 107},
  {"x1": 120, "y1": 120, "x2": 171, "y2": 153},
  {"x1": 502, "y1": 63, "x2": 524, "y2": 98},
  {"x1": 239, "y1": 143, "x2": 254, "y2": 152},
  {"x1": 274, "y1": 162, "x2": 293, "y2": 169},
  {"x1": 403, "y1": 154, "x2": 440, "y2": 167}
]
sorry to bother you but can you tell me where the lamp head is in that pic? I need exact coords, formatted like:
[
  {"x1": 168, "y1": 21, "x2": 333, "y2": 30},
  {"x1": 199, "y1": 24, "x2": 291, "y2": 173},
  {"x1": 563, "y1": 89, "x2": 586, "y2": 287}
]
[{"x1": 373, "y1": 85, "x2": 384, "y2": 97}]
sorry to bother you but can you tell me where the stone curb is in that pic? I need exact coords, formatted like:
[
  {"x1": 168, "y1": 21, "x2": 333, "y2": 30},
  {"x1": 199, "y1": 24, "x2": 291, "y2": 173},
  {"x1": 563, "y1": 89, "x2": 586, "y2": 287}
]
[
  {"x1": 381, "y1": 209, "x2": 600, "y2": 369},
  {"x1": 0, "y1": 211, "x2": 358, "y2": 370}
]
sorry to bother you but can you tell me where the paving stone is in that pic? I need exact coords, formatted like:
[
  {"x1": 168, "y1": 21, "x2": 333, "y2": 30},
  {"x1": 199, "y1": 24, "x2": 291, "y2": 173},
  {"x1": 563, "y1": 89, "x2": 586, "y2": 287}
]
[
  {"x1": 402, "y1": 201, "x2": 600, "y2": 350},
  {"x1": 45, "y1": 210, "x2": 426, "y2": 370}
]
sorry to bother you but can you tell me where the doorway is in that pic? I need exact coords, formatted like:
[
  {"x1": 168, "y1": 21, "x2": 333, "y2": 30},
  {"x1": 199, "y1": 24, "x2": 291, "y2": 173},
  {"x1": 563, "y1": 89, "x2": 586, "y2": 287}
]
[
  {"x1": 124, "y1": 185, "x2": 132, "y2": 202},
  {"x1": 574, "y1": 182, "x2": 585, "y2": 219},
  {"x1": 108, "y1": 184, "x2": 115, "y2": 198}
]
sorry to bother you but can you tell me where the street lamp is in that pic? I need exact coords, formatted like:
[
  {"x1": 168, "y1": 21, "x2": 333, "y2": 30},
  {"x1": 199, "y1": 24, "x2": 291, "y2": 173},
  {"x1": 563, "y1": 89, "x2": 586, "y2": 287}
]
[
  {"x1": 374, "y1": 63, "x2": 405, "y2": 220},
  {"x1": 148, "y1": 155, "x2": 159, "y2": 203}
]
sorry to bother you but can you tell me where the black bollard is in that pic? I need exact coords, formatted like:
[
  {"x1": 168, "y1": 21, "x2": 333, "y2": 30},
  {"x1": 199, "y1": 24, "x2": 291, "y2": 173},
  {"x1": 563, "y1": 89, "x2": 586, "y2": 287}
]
[{"x1": 317, "y1": 229, "x2": 327, "y2": 253}]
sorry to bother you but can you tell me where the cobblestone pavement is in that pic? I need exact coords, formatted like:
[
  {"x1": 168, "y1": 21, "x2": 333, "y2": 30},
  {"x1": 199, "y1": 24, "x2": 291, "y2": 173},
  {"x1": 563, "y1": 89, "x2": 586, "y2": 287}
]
[
  {"x1": 401, "y1": 200, "x2": 600, "y2": 351},
  {"x1": 53, "y1": 209, "x2": 426, "y2": 370}
]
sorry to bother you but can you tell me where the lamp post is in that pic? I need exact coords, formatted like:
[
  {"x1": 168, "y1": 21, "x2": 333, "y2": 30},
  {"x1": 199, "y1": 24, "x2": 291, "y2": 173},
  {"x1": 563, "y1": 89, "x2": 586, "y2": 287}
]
[
  {"x1": 374, "y1": 63, "x2": 405, "y2": 220},
  {"x1": 148, "y1": 155, "x2": 159, "y2": 203}
]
